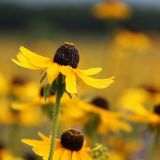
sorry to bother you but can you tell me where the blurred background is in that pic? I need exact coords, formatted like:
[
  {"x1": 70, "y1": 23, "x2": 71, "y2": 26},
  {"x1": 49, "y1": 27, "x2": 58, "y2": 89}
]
[{"x1": 0, "y1": 0, "x2": 160, "y2": 160}]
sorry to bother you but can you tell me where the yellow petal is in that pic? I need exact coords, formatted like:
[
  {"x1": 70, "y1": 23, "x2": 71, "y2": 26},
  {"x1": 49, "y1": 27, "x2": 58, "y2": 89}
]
[
  {"x1": 53, "y1": 148, "x2": 64, "y2": 160},
  {"x1": 22, "y1": 139, "x2": 50, "y2": 159},
  {"x1": 12, "y1": 46, "x2": 52, "y2": 70},
  {"x1": 80, "y1": 68, "x2": 102, "y2": 75},
  {"x1": 76, "y1": 69, "x2": 114, "y2": 89},
  {"x1": 20, "y1": 46, "x2": 52, "y2": 68},
  {"x1": 65, "y1": 73, "x2": 77, "y2": 93},
  {"x1": 60, "y1": 66, "x2": 73, "y2": 75},
  {"x1": 47, "y1": 63, "x2": 60, "y2": 84},
  {"x1": 12, "y1": 58, "x2": 36, "y2": 70},
  {"x1": 79, "y1": 150, "x2": 92, "y2": 160},
  {"x1": 61, "y1": 150, "x2": 72, "y2": 160},
  {"x1": 38, "y1": 132, "x2": 50, "y2": 141},
  {"x1": 72, "y1": 152, "x2": 81, "y2": 160}
]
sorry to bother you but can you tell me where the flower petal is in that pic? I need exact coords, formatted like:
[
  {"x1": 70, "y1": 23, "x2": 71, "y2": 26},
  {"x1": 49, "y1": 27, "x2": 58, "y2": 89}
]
[
  {"x1": 12, "y1": 46, "x2": 52, "y2": 70},
  {"x1": 61, "y1": 150, "x2": 72, "y2": 160},
  {"x1": 72, "y1": 152, "x2": 81, "y2": 160},
  {"x1": 76, "y1": 69, "x2": 114, "y2": 89},
  {"x1": 19, "y1": 46, "x2": 52, "y2": 68},
  {"x1": 80, "y1": 68, "x2": 102, "y2": 75},
  {"x1": 65, "y1": 74, "x2": 77, "y2": 93},
  {"x1": 60, "y1": 66, "x2": 73, "y2": 75},
  {"x1": 47, "y1": 63, "x2": 60, "y2": 84}
]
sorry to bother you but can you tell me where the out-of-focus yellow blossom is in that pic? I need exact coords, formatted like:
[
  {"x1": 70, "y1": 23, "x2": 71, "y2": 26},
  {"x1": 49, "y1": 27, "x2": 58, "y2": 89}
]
[
  {"x1": 22, "y1": 130, "x2": 92, "y2": 160},
  {"x1": 93, "y1": 0, "x2": 131, "y2": 20},
  {"x1": 0, "y1": 73, "x2": 8, "y2": 95},
  {"x1": 63, "y1": 97, "x2": 132, "y2": 134},
  {"x1": 0, "y1": 98, "x2": 44, "y2": 126},
  {"x1": 12, "y1": 43, "x2": 113, "y2": 93},
  {"x1": 114, "y1": 30, "x2": 151, "y2": 53},
  {"x1": 118, "y1": 88, "x2": 160, "y2": 125},
  {"x1": 0, "y1": 148, "x2": 23, "y2": 160}
]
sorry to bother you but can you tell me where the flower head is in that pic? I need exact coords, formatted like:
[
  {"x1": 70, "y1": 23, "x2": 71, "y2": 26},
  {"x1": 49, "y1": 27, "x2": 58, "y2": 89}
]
[
  {"x1": 22, "y1": 129, "x2": 92, "y2": 160},
  {"x1": 93, "y1": 0, "x2": 131, "y2": 20},
  {"x1": 12, "y1": 43, "x2": 114, "y2": 94}
]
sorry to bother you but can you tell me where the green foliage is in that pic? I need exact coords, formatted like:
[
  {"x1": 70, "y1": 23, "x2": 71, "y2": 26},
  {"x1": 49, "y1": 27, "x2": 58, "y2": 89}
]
[{"x1": 90, "y1": 144, "x2": 109, "y2": 160}]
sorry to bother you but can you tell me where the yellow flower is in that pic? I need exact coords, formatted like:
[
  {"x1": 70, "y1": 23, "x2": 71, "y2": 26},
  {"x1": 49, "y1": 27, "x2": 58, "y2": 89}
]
[
  {"x1": 22, "y1": 129, "x2": 92, "y2": 160},
  {"x1": 93, "y1": 0, "x2": 131, "y2": 20},
  {"x1": 114, "y1": 30, "x2": 151, "y2": 53},
  {"x1": 63, "y1": 97, "x2": 132, "y2": 134},
  {"x1": 0, "y1": 147, "x2": 23, "y2": 160},
  {"x1": 0, "y1": 73, "x2": 8, "y2": 95},
  {"x1": 118, "y1": 88, "x2": 160, "y2": 125},
  {"x1": 12, "y1": 42, "x2": 114, "y2": 93}
]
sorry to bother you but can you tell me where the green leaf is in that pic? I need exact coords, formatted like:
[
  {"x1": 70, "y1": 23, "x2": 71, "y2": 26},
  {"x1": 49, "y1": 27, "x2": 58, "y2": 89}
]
[
  {"x1": 51, "y1": 80, "x2": 58, "y2": 93},
  {"x1": 40, "y1": 72, "x2": 47, "y2": 83},
  {"x1": 90, "y1": 144, "x2": 109, "y2": 160},
  {"x1": 43, "y1": 84, "x2": 51, "y2": 101}
]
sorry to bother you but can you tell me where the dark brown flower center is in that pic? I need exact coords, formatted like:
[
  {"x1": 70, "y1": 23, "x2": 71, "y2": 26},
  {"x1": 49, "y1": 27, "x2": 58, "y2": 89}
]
[
  {"x1": 53, "y1": 42, "x2": 79, "y2": 68},
  {"x1": 91, "y1": 97, "x2": 109, "y2": 110},
  {"x1": 61, "y1": 129, "x2": 84, "y2": 151},
  {"x1": 154, "y1": 104, "x2": 160, "y2": 116}
]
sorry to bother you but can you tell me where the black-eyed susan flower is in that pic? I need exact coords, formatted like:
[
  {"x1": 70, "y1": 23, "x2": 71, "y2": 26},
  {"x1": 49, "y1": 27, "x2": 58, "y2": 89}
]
[
  {"x1": 0, "y1": 145, "x2": 23, "y2": 160},
  {"x1": 12, "y1": 42, "x2": 114, "y2": 93},
  {"x1": 62, "y1": 96, "x2": 132, "y2": 134},
  {"x1": 118, "y1": 88, "x2": 160, "y2": 125},
  {"x1": 114, "y1": 30, "x2": 151, "y2": 53},
  {"x1": 93, "y1": 0, "x2": 131, "y2": 20},
  {"x1": 22, "y1": 129, "x2": 92, "y2": 160}
]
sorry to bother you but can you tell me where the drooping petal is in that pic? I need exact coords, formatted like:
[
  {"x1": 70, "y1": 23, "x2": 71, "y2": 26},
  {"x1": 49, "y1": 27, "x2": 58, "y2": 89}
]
[
  {"x1": 12, "y1": 46, "x2": 52, "y2": 70},
  {"x1": 72, "y1": 152, "x2": 81, "y2": 160},
  {"x1": 22, "y1": 139, "x2": 50, "y2": 159},
  {"x1": 79, "y1": 150, "x2": 92, "y2": 160},
  {"x1": 76, "y1": 69, "x2": 114, "y2": 89},
  {"x1": 47, "y1": 63, "x2": 60, "y2": 84},
  {"x1": 12, "y1": 58, "x2": 36, "y2": 70},
  {"x1": 65, "y1": 73, "x2": 77, "y2": 93},
  {"x1": 59, "y1": 65, "x2": 73, "y2": 75},
  {"x1": 19, "y1": 46, "x2": 52, "y2": 68},
  {"x1": 80, "y1": 68, "x2": 102, "y2": 76},
  {"x1": 61, "y1": 150, "x2": 72, "y2": 160},
  {"x1": 53, "y1": 148, "x2": 64, "y2": 160}
]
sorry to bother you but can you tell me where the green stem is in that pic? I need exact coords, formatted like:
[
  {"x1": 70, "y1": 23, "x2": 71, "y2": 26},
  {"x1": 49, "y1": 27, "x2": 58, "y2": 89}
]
[{"x1": 48, "y1": 77, "x2": 64, "y2": 160}]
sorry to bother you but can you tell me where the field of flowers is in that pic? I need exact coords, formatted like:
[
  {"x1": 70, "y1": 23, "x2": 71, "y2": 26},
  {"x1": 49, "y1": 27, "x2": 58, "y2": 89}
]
[{"x1": 0, "y1": 0, "x2": 160, "y2": 160}]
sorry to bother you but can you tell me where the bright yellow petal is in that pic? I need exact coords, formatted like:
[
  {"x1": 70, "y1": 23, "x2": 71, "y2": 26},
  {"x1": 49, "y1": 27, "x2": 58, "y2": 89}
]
[
  {"x1": 80, "y1": 68, "x2": 102, "y2": 75},
  {"x1": 20, "y1": 46, "x2": 52, "y2": 68},
  {"x1": 38, "y1": 132, "x2": 50, "y2": 141},
  {"x1": 78, "y1": 150, "x2": 92, "y2": 160},
  {"x1": 72, "y1": 152, "x2": 81, "y2": 160},
  {"x1": 65, "y1": 73, "x2": 77, "y2": 93},
  {"x1": 12, "y1": 58, "x2": 36, "y2": 70},
  {"x1": 12, "y1": 46, "x2": 52, "y2": 70},
  {"x1": 76, "y1": 69, "x2": 114, "y2": 89},
  {"x1": 47, "y1": 63, "x2": 60, "y2": 84},
  {"x1": 53, "y1": 148, "x2": 64, "y2": 160},
  {"x1": 61, "y1": 150, "x2": 72, "y2": 160},
  {"x1": 60, "y1": 66, "x2": 73, "y2": 75}
]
